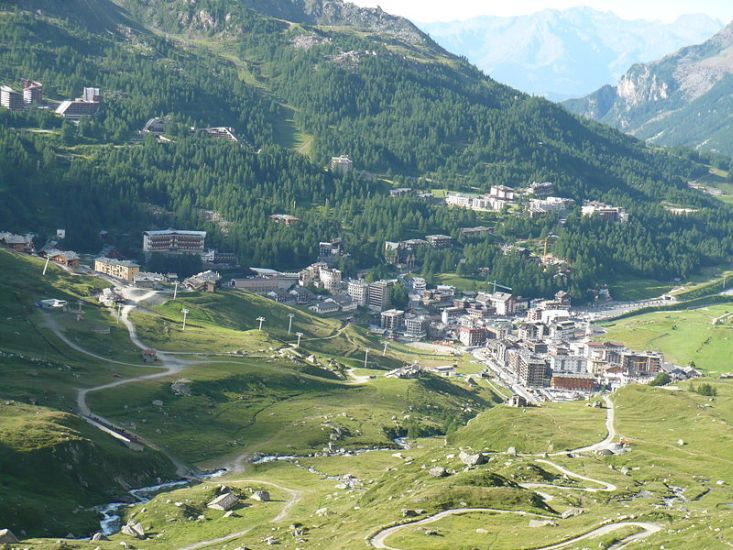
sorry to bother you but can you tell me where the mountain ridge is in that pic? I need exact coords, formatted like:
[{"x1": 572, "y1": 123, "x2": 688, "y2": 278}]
[
  {"x1": 564, "y1": 21, "x2": 733, "y2": 156},
  {"x1": 420, "y1": 8, "x2": 723, "y2": 99}
]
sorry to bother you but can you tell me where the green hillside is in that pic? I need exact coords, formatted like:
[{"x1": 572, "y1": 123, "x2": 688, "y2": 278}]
[{"x1": 1, "y1": 0, "x2": 733, "y2": 299}]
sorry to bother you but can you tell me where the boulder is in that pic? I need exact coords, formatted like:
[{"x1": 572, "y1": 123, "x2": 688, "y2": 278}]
[
  {"x1": 429, "y1": 466, "x2": 448, "y2": 478},
  {"x1": 402, "y1": 509, "x2": 419, "y2": 518},
  {"x1": 561, "y1": 508, "x2": 583, "y2": 519},
  {"x1": 529, "y1": 519, "x2": 558, "y2": 528},
  {"x1": 507, "y1": 447, "x2": 518, "y2": 457},
  {"x1": 91, "y1": 532, "x2": 109, "y2": 541},
  {"x1": 121, "y1": 522, "x2": 146, "y2": 539},
  {"x1": 459, "y1": 450, "x2": 486, "y2": 467},
  {"x1": 252, "y1": 490, "x2": 271, "y2": 502}
]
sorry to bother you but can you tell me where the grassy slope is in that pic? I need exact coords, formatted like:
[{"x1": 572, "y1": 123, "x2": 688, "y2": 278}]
[
  {"x1": 0, "y1": 402, "x2": 174, "y2": 538},
  {"x1": 602, "y1": 303, "x2": 733, "y2": 373},
  {"x1": 448, "y1": 400, "x2": 607, "y2": 454},
  {"x1": 19, "y1": 381, "x2": 733, "y2": 548}
]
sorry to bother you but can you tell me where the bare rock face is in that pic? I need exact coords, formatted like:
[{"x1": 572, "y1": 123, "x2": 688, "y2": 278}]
[{"x1": 240, "y1": 0, "x2": 433, "y2": 47}]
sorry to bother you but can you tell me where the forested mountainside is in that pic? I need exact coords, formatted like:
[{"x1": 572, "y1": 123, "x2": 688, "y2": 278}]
[
  {"x1": 565, "y1": 22, "x2": 733, "y2": 157},
  {"x1": 1, "y1": 0, "x2": 732, "y2": 299}
]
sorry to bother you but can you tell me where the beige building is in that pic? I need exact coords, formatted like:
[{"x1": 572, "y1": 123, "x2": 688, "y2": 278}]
[{"x1": 95, "y1": 257, "x2": 140, "y2": 283}]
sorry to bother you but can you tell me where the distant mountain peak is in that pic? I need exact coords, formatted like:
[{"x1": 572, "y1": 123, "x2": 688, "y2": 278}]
[
  {"x1": 420, "y1": 8, "x2": 723, "y2": 99},
  {"x1": 564, "y1": 21, "x2": 733, "y2": 157}
]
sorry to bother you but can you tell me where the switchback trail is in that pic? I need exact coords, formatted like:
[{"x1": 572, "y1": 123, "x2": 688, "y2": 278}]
[{"x1": 369, "y1": 394, "x2": 663, "y2": 550}]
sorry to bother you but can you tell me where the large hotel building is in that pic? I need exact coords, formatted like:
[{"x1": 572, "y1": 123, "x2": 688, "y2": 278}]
[{"x1": 143, "y1": 229, "x2": 207, "y2": 257}]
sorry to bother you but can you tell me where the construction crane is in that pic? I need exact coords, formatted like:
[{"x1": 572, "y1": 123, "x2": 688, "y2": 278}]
[{"x1": 488, "y1": 281, "x2": 513, "y2": 294}]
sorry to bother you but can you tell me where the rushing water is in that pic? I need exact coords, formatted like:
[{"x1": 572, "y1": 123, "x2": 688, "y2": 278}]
[
  {"x1": 98, "y1": 438, "x2": 410, "y2": 535},
  {"x1": 98, "y1": 470, "x2": 226, "y2": 535}
]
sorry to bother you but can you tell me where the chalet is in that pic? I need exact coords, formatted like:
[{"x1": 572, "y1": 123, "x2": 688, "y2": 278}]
[
  {"x1": 0, "y1": 232, "x2": 34, "y2": 253},
  {"x1": 332, "y1": 293, "x2": 357, "y2": 312},
  {"x1": 43, "y1": 248, "x2": 79, "y2": 268},
  {"x1": 183, "y1": 270, "x2": 221, "y2": 292}
]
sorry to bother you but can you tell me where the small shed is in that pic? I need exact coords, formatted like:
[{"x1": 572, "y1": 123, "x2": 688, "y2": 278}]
[{"x1": 207, "y1": 492, "x2": 239, "y2": 511}]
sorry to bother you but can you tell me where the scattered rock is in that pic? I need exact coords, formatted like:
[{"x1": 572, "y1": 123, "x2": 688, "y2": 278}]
[
  {"x1": 459, "y1": 450, "x2": 487, "y2": 466},
  {"x1": 476, "y1": 528, "x2": 488, "y2": 534},
  {"x1": 429, "y1": 466, "x2": 448, "y2": 478},
  {"x1": 561, "y1": 508, "x2": 584, "y2": 519},
  {"x1": 315, "y1": 507, "x2": 328, "y2": 517},
  {"x1": 252, "y1": 490, "x2": 271, "y2": 502},
  {"x1": 529, "y1": 519, "x2": 558, "y2": 528},
  {"x1": 152, "y1": 400, "x2": 164, "y2": 407},
  {"x1": 121, "y1": 522, "x2": 146, "y2": 539},
  {"x1": 402, "y1": 509, "x2": 419, "y2": 518},
  {"x1": 91, "y1": 532, "x2": 109, "y2": 541},
  {"x1": 677, "y1": 439, "x2": 685, "y2": 446},
  {"x1": 507, "y1": 447, "x2": 518, "y2": 457}
]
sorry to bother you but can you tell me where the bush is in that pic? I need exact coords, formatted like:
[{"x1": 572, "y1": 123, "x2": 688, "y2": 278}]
[{"x1": 649, "y1": 373, "x2": 672, "y2": 387}]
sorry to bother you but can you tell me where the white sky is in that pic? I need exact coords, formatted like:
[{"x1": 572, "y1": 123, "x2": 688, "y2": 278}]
[{"x1": 349, "y1": 0, "x2": 733, "y2": 23}]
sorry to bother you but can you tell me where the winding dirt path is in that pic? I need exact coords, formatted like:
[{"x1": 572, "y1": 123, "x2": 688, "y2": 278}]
[
  {"x1": 369, "y1": 394, "x2": 662, "y2": 550},
  {"x1": 177, "y1": 479, "x2": 301, "y2": 550}
]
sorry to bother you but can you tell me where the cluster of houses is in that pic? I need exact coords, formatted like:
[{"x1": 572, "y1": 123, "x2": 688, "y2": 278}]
[
  {"x1": 444, "y1": 181, "x2": 628, "y2": 224},
  {"x1": 142, "y1": 117, "x2": 240, "y2": 144},
  {"x1": 445, "y1": 185, "x2": 516, "y2": 213},
  {"x1": 475, "y1": 295, "x2": 699, "y2": 399}
]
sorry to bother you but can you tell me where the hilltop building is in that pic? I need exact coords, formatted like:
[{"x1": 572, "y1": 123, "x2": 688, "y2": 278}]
[
  {"x1": 426, "y1": 234, "x2": 452, "y2": 248},
  {"x1": 270, "y1": 214, "x2": 301, "y2": 226},
  {"x1": 231, "y1": 268, "x2": 300, "y2": 294},
  {"x1": 368, "y1": 280, "x2": 393, "y2": 312},
  {"x1": 56, "y1": 87, "x2": 101, "y2": 119},
  {"x1": 22, "y1": 80, "x2": 43, "y2": 105},
  {"x1": 0, "y1": 86, "x2": 22, "y2": 111},
  {"x1": 381, "y1": 309, "x2": 405, "y2": 331},
  {"x1": 143, "y1": 229, "x2": 206, "y2": 257},
  {"x1": 330, "y1": 155, "x2": 353, "y2": 175},
  {"x1": 404, "y1": 315, "x2": 429, "y2": 340},
  {"x1": 347, "y1": 279, "x2": 370, "y2": 307},
  {"x1": 202, "y1": 127, "x2": 238, "y2": 143},
  {"x1": 581, "y1": 201, "x2": 628, "y2": 222}
]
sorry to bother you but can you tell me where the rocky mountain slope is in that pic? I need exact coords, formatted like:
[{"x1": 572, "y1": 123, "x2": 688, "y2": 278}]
[
  {"x1": 564, "y1": 22, "x2": 733, "y2": 156},
  {"x1": 421, "y1": 8, "x2": 722, "y2": 100}
]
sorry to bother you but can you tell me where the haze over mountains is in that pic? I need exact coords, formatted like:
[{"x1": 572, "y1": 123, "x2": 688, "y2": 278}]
[
  {"x1": 421, "y1": 8, "x2": 723, "y2": 99},
  {"x1": 565, "y1": 21, "x2": 733, "y2": 157}
]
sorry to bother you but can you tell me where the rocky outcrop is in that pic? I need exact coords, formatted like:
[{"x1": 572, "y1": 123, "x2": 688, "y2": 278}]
[
  {"x1": 242, "y1": 0, "x2": 432, "y2": 47},
  {"x1": 565, "y1": 21, "x2": 733, "y2": 155}
]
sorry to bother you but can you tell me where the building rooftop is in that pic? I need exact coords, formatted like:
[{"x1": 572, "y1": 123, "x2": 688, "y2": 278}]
[{"x1": 144, "y1": 229, "x2": 207, "y2": 237}]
